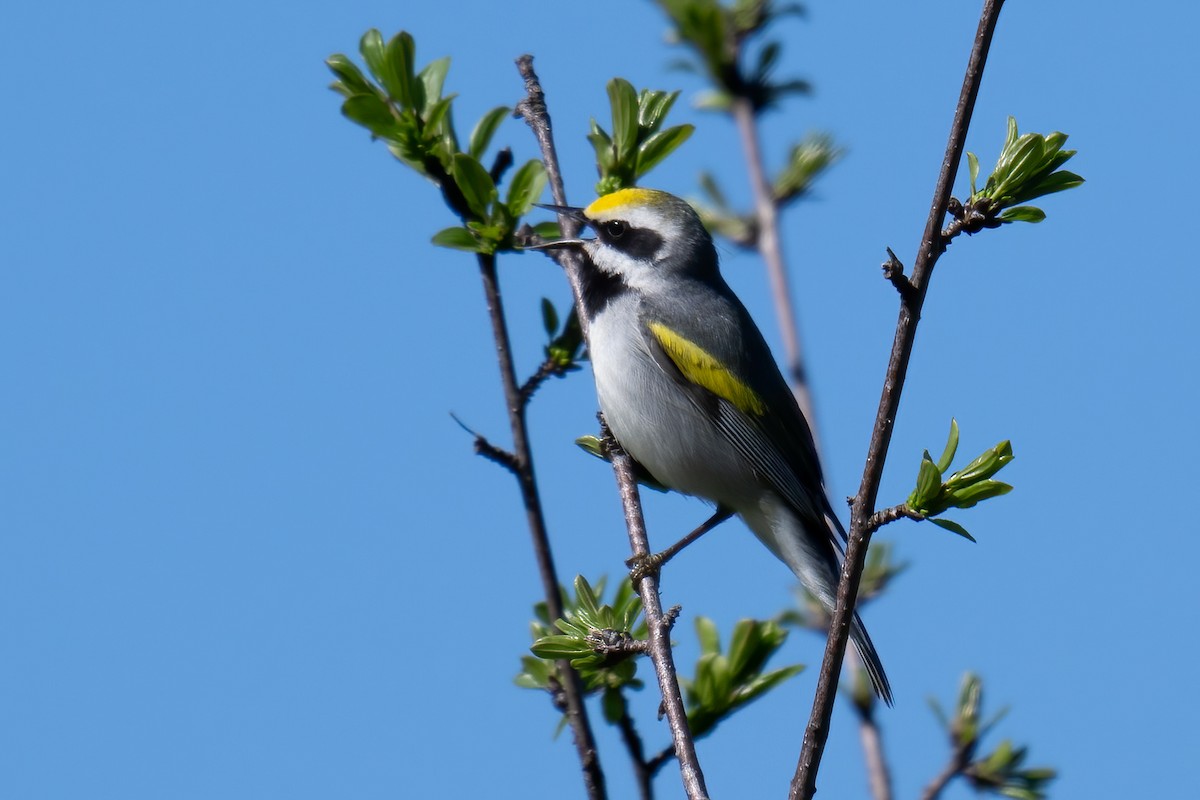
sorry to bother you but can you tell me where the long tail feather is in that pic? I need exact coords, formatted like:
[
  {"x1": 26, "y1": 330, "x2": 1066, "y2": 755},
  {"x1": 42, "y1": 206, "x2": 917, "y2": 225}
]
[{"x1": 851, "y1": 612, "x2": 893, "y2": 706}]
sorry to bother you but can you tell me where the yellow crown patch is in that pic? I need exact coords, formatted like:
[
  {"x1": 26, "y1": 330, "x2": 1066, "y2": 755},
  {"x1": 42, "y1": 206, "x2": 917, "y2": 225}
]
[{"x1": 585, "y1": 188, "x2": 669, "y2": 219}]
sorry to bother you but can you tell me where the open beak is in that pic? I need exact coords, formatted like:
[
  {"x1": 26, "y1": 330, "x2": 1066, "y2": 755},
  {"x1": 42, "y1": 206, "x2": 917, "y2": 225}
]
[
  {"x1": 524, "y1": 203, "x2": 591, "y2": 250},
  {"x1": 535, "y1": 203, "x2": 588, "y2": 222}
]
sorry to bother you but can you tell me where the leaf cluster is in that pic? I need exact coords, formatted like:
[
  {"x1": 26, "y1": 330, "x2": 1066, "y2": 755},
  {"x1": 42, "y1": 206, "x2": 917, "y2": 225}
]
[
  {"x1": 589, "y1": 79, "x2": 695, "y2": 195},
  {"x1": 519, "y1": 576, "x2": 647, "y2": 695},
  {"x1": 930, "y1": 673, "x2": 1057, "y2": 800},
  {"x1": 907, "y1": 419, "x2": 1014, "y2": 541},
  {"x1": 693, "y1": 130, "x2": 841, "y2": 247},
  {"x1": 963, "y1": 116, "x2": 1085, "y2": 226},
  {"x1": 658, "y1": 0, "x2": 809, "y2": 112},
  {"x1": 680, "y1": 616, "x2": 804, "y2": 738},
  {"x1": 326, "y1": 30, "x2": 547, "y2": 254}
]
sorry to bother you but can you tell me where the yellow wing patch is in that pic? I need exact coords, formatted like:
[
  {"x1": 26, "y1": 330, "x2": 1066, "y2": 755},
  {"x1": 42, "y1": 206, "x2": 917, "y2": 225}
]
[
  {"x1": 648, "y1": 322, "x2": 766, "y2": 416},
  {"x1": 585, "y1": 188, "x2": 668, "y2": 219}
]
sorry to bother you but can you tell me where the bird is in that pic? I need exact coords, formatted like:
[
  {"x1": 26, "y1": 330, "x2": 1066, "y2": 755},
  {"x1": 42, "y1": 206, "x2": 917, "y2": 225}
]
[{"x1": 531, "y1": 187, "x2": 891, "y2": 705}]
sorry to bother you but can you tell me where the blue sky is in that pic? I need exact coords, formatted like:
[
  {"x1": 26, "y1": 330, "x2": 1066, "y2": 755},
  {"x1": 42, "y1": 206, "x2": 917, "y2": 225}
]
[{"x1": 3, "y1": 2, "x2": 1197, "y2": 799}]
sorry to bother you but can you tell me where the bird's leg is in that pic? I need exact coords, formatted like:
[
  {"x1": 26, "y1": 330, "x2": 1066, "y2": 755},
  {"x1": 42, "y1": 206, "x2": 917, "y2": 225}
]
[{"x1": 627, "y1": 507, "x2": 734, "y2": 583}]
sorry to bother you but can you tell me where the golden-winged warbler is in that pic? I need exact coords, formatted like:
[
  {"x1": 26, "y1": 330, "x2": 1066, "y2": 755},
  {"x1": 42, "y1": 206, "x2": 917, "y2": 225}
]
[{"x1": 535, "y1": 187, "x2": 891, "y2": 704}]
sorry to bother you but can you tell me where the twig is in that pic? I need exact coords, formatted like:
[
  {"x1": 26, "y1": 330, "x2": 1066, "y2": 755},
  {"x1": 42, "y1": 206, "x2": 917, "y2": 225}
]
[
  {"x1": 730, "y1": 94, "x2": 821, "y2": 447},
  {"x1": 614, "y1": 692, "x2": 655, "y2": 800},
  {"x1": 850, "y1": 659, "x2": 894, "y2": 800},
  {"x1": 514, "y1": 55, "x2": 593, "y2": 342},
  {"x1": 449, "y1": 412, "x2": 519, "y2": 473},
  {"x1": 519, "y1": 356, "x2": 566, "y2": 405},
  {"x1": 858, "y1": 711, "x2": 892, "y2": 800},
  {"x1": 789, "y1": 2, "x2": 1007, "y2": 798},
  {"x1": 866, "y1": 504, "x2": 924, "y2": 532},
  {"x1": 475, "y1": 251, "x2": 607, "y2": 800},
  {"x1": 603, "y1": 420, "x2": 711, "y2": 800},
  {"x1": 919, "y1": 741, "x2": 972, "y2": 800}
]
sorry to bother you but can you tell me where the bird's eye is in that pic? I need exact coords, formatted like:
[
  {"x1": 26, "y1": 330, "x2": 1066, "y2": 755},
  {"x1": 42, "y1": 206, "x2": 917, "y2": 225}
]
[{"x1": 604, "y1": 220, "x2": 626, "y2": 238}]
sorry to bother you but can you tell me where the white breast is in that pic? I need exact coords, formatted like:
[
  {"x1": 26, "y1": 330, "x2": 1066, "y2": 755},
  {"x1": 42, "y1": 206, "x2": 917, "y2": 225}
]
[{"x1": 587, "y1": 301, "x2": 760, "y2": 509}]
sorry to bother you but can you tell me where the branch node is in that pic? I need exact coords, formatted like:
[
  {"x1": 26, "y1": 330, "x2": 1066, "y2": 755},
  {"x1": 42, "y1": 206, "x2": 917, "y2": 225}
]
[
  {"x1": 586, "y1": 628, "x2": 649, "y2": 658},
  {"x1": 450, "y1": 412, "x2": 520, "y2": 473},
  {"x1": 882, "y1": 247, "x2": 916, "y2": 300}
]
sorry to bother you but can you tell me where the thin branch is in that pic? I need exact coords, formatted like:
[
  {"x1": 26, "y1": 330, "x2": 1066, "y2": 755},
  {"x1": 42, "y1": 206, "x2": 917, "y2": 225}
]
[
  {"x1": 603, "y1": 420, "x2": 711, "y2": 800},
  {"x1": 919, "y1": 741, "x2": 972, "y2": 800},
  {"x1": 858, "y1": 711, "x2": 892, "y2": 800},
  {"x1": 790, "y1": 2, "x2": 1007, "y2": 798},
  {"x1": 866, "y1": 504, "x2": 924, "y2": 532},
  {"x1": 514, "y1": 55, "x2": 593, "y2": 342},
  {"x1": 614, "y1": 692, "x2": 656, "y2": 800},
  {"x1": 848, "y1": 656, "x2": 894, "y2": 800},
  {"x1": 647, "y1": 745, "x2": 675, "y2": 777},
  {"x1": 730, "y1": 94, "x2": 821, "y2": 448},
  {"x1": 519, "y1": 356, "x2": 567, "y2": 405},
  {"x1": 449, "y1": 412, "x2": 519, "y2": 473},
  {"x1": 475, "y1": 251, "x2": 607, "y2": 800}
]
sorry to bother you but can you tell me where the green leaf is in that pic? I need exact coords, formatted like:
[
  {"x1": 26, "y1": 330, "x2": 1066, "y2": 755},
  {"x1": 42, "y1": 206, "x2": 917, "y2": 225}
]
[
  {"x1": 1028, "y1": 169, "x2": 1085, "y2": 197},
  {"x1": 431, "y1": 226, "x2": 484, "y2": 253},
  {"x1": 468, "y1": 105, "x2": 510, "y2": 161},
  {"x1": 607, "y1": 78, "x2": 640, "y2": 162},
  {"x1": 754, "y1": 41, "x2": 781, "y2": 79},
  {"x1": 451, "y1": 153, "x2": 497, "y2": 219},
  {"x1": 635, "y1": 124, "x2": 694, "y2": 178},
  {"x1": 1000, "y1": 206, "x2": 1046, "y2": 223},
  {"x1": 936, "y1": 418, "x2": 960, "y2": 474},
  {"x1": 695, "y1": 616, "x2": 720, "y2": 655},
  {"x1": 514, "y1": 655, "x2": 551, "y2": 689},
  {"x1": 326, "y1": 53, "x2": 374, "y2": 96},
  {"x1": 638, "y1": 89, "x2": 680, "y2": 132},
  {"x1": 418, "y1": 56, "x2": 450, "y2": 116},
  {"x1": 601, "y1": 687, "x2": 624, "y2": 724},
  {"x1": 929, "y1": 517, "x2": 977, "y2": 542},
  {"x1": 422, "y1": 96, "x2": 455, "y2": 140},
  {"x1": 505, "y1": 159, "x2": 547, "y2": 217},
  {"x1": 587, "y1": 120, "x2": 615, "y2": 172},
  {"x1": 947, "y1": 440, "x2": 1014, "y2": 486},
  {"x1": 949, "y1": 480, "x2": 1013, "y2": 509},
  {"x1": 540, "y1": 298, "x2": 559, "y2": 338},
  {"x1": 693, "y1": 89, "x2": 733, "y2": 112},
  {"x1": 531, "y1": 221, "x2": 561, "y2": 239},
  {"x1": 340, "y1": 94, "x2": 398, "y2": 138},
  {"x1": 358, "y1": 29, "x2": 389, "y2": 91},
  {"x1": 967, "y1": 151, "x2": 980, "y2": 198},
  {"x1": 384, "y1": 31, "x2": 419, "y2": 109},
  {"x1": 912, "y1": 453, "x2": 942, "y2": 508}
]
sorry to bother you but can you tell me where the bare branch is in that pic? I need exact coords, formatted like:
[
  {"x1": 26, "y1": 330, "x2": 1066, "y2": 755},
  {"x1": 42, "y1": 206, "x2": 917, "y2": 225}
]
[
  {"x1": 519, "y1": 356, "x2": 568, "y2": 406},
  {"x1": 613, "y1": 692, "x2": 655, "y2": 800},
  {"x1": 475, "y1": 250, "x2": 607, "y2": 800},
  {"x1": 514, "y1": 55, "x2": 594, "y2": 342},
  {"x1": 603, "y1": 420, "x2": 711, "y2": 800},
  {"x1": 858, "y1": 708, "x2": 893, "y2": 800},
  {"x1": 730, "y1": 95, "x2": 821, "y2": 448},
  {"x1": 790, "y1": 2, "x2": 1008, "y2": 797},
  {"x1": 920, "y1": 742, "x2": 972, "y2": 800}
]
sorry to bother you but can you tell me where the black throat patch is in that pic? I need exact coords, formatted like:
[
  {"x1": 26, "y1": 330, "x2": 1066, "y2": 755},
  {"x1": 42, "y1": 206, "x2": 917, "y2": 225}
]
[{"x1": 579, "y1": 257, "x2": 628, "y2": 320}]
